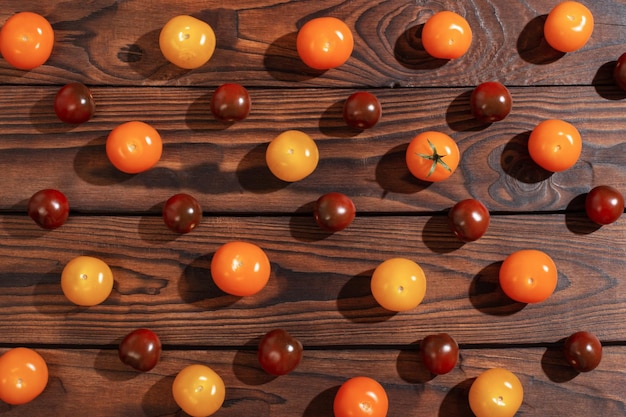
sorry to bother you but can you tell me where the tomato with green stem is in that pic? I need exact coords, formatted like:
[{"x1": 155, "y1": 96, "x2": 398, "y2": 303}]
[{"x1": 406, "y1": 131, "x2": 460, "y2": 182}]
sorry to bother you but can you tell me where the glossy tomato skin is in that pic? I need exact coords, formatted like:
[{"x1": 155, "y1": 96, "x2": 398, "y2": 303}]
[
  {"x1": 333, "y1": 376, "x2": 388, "y2": 417},
  {"x1": 371, "y1": 258, "x2": 426, "y2": 312},
  {"x1": 343, "y1": 92, "x2": 382, "y2": 129},
  {"x1": 106, "y1": 121, "x2": 163, "y2": 174},
  {"x1": 470, "y1": 82, "x2": 512, "y2": 123},
  {"x1": 119, "y1": 329, "x2": 162, "y2": 372},
  {"x1": 0, "y1": 12, "x2": 54, "y2": 70},
  {"x1": 266, "y1": 130, "x2": 319, "y2": 182},
  {"x1": 159, "y1": 15, "x2": 216, "y2": 69},
  {"x1": 211, "y1": 241, "x2": 271, "y2": 296},
  {"x1": 163, "y1": 193, "x2": 202, "y2": 233},
  {"x1": 448, "y1": 199, "x2": 490, "y2": 242},
  {"x1": 313, "y1": 192, "x2": 356, "y2": 232},
  {"x1": 499, "y1": 249, "x2": 557, "y2": 303},
  {"x1": 61, "y1": 256, "x2": 114, "y2": 306},
  {"x1": 614, "y1": 53, "x2": 626, "y2": 91},
  {"x1": 258, "y1": 329, "x2": 303, "y2": 376},
  {"x1": 469, "y1": 368, "x2": 523, "y2": 417},
  {"x1": 563, "y1": 331, "x2": 602, "y2": 372},
  {"x1": 172, "y1": 364, "x2": 225, "y2": 417},
  {"x1": 406, "y1": 131, "x2": 460, "y2": 182},
  {"x1": 54, "y1": 83, "x2": 96, "y2": 124},
  {"x1": 420, "y1": 333, "x2": 459, "y2": 375},
  {"x1": 528, "y1": 119, "x2": 582, "y2": 172},
  {"x1": 422, "y1": 11, "x2": 472, "y2": 60},
  {"x1": 544, "y1": 1, "x2": 594, "y2": 53},
  {"x1": 0, "y1": 348, "x2": 48, "y2": 405},
  {"x1": 585, "y1": 185, "x2": 624, "y2": 225},
  {"x1": 27, "y1": 189, "x2": 70, "y2": 229},
  {"x1": 210, "y1": 83, "x2": 251, "y2": 122},
  {"x1": 296, "y1": 17, "x2": 354, "y2": 70}
]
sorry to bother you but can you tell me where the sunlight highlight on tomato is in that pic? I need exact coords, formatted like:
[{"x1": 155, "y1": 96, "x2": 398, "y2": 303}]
[
  {"x1": 371, "y1": 258, "x2": 426, "y2": 312},
  {"x1": 172, "y1": 364, "x2": 225, "y2": 417},
  {"x1": 61, "y1": 256, "x2": 114, "y2": 306},
  {"x1": 544, "y1": 1, "x2": 594, "y2": 53},
  {"x1": 469, "y1": 368, "x2": 523, "y2": 417},
  {"x1": 499, "y1": 249, "x2": 557, "y2": 304},
  {"x1": 159, "y1": 15, "x2": 216, "y2": 69},
  {"x1": 266, "y1": 130, "x2": 319, "y2": 182},
  {"x1": 296, "y1": 17, "x2": 354, "y2": 70},
  {"x1": 211, "y1": 241, "x2": 271, "y2": 296},
  {"x1": 0, "y1": 347, "x2": 48, "y2": 405},
  {"x1": 421, "y1": 11, "x2": 472, "y2": 59},
  {"x1": 106, "y1": 121, "x2": 163, "y2": 174},
  {"x1": 528, "y1": 119, "x2": 581, "y2": 172},
  {"x1": 0, "y1": 12, "x2": 54, "y2": 70},
  {"x1": 333, "y1": 376, "x2": 388, "y2": 417}
]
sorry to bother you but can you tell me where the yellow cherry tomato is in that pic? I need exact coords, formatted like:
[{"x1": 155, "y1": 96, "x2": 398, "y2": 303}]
[
  {"x1": 61, "y1": 256, "x2": 114, "y2": 306},
  {"x1": 469, "y1": 368, "x2": 524, "y2": 417},
  {"x1": 159, "y1": 15, "x2": 216, "y2": 69},
  {"x1": 266, "y1": 130, "x2": 319, "y2": 182},
  {"x1": 0, "y1": 348, "x2": 48, "y2": 405},
  {"x1": 172, "y1": 364, "x2": 225, "y2": 417},
  {"x1": 370, "y1": 258, "x2": 426, "y2": 312}
]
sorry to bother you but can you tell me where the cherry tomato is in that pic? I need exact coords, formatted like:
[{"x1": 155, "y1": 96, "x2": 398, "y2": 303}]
[
  {"x1": 0, "y1": 12, "x2": 54, "y2": 70},
  {"x1": 106, "y1": 121, "x2": 163, "y2": 174},
  {"x1": 210, "y1": 83, "x2": 251, "y2": 122},
  {"x1": 119, "y1": 328, "x2": 162, "y2": 372},
  {"x1": 163, "y1": 193, "x2": 202, "y2": 234},
  {"x1": 313, "y1": 192, "x2": 356, "y2": 232},
  {"x1": 469, "y1": 368, "x2": 523, "y2": 417},
  {"x1": 420, "y1": 333, "x2": 459, "y2": 375},
  {"x1": 371, "y1": 258, "x2": 426, "y2": 312},
  {"x1": 448, "y1": 198, "x2": 490, "y2": 242},
  {"x1": 296, "y1": 17, "x2": 354, "y2": 70},
  {"x1": 544, "y1": 1, "x2": 594, "y2": 53},
  {"x1": 499, "y1": 249, "x2": 557, "y2": 304},
  {"x1": 614, "y1": 53, "x2": 626, "y2": 91},
  {"x1": 258, "y1": 329, "x2": 303, "y2": 376},
  {"x1": 528, "y1": 119, "x2": 582, "y2": 172},
  {"x1": 563, "y1": 331, "x2": 602, "y2": 372},
  {"x1": 421, "y1": 11, "x2": 472, "y2": 60},
  {"x1": 172, "y1": 364, "x2": 225, "y2": 417},
  {"x1": 470, "y1": 82, "x2": 512, "y2": 123},
  {"x1": 406, "y1": 131, "x2": 460, "y2": 182},
  {"x1": 159, "y1": 15, "x2": 216, "y2": 69},
  {"x1": 333, "y1": 376, "x2": 388, "y2": 417},
  {"x1": 54, "y1": 83, "x2": 96, "y2": 124},
  {"x1": 343, "y1": 92, "x2": 382, "y2": 129},
  {"x1": 61, "y1": 256, "x2": 114, "y2": 306},
  {"x1": 27, "y1": 189, "x2": 69, "y2": 230},
  {"x1": 585, "y1": 185, "x2": 624, "y2": 225},
  {"x1": 210, "y1": 241, "x2": 271, "y2": 297},
  {"x1": 0, "y1": 348, "x2": 48, "y2": 405},
  {"x1": 266, "y1": 130, "x2": 319, "y2": 182}
]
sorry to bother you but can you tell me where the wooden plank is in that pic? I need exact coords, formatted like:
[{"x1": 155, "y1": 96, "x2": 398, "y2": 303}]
[
  {"x1": 1, "y1": 85, "x2": 624, "y2": 213},
  {"x1": 0, "y1": 1, "x2": 624, "y2": 87},
  {"x1": 0, "y1": 214, "x2": 623, "y2": 346},
  {"x1": 0, "y1": 346, "x2": 622, "y2": 416}
]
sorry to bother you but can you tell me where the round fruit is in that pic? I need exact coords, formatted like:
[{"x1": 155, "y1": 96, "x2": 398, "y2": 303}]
[
  {"x1": 499, "y1": 249, "x2": 557, "y2": 304},
  {"x1": 210, "y1": 83, "x2": 251, "y2": 122},
  {"x1": 258, "y1": 329, "x2": 303, "y2": 376},
  {"x1": 585, "y1": 185, "x2": 624, "y2": 225},
  {"x1": 159, "y1": 15, "x2": 216, "y2": 69},
  {"x1": 422, "y1": 11, "x2": 472, "y2": 59},
  {"x1": 470, "y1": 82, "x2": 512, "y2": 123},
  {"x1": 371, "y1": 258, "x2": 427, "y2": 312},
  {"x1": 0, "y1": 12, "x2": 54, "y2": 70},
  {"x1": 528, "y1": 119, "x2": 582, "y2": 172},
  {"x1": 266, "y1": 130, "x2": 319, "y2": 182},
  {"x1": 544, "y1": 1, "x2": 594, "y2": 53},
  {"x1": 172, "y1": 364, "x2": 225, "y2": 417},
  {"x1": 333, "y1": 376, "x2": 388, "y2": 417},
  {"x1": 614, "y1": 53, "x2": 626, "y2": 91},
  {"x1": 27, "y1": 189, "x2": 70, "y2": 230},
  {"x1": 343, "y1": 92, "x2": 382, "y2": 129},
  {"x1": 119, "y1": 328, "x2": 162, "y2": 372},
  {"x1": 448, "y1": 198, "x2": 490, "y2": 242},
  {"x1": 296, "y1": 17, "x2": 353, "y2": 70},
  {"x1": 210, "y1": 241, "x2": 271, "y2": 296},
  {"x1": 406, "y1": 131, "x2": 460, "y2": 182},
  {"x1": 54, "y1": 82, "x2": 96, "y2": 124},
  {"x1": 61, "y1": 256, "x2": 114, "y2": 306},
  {"x1": 563, "y1": 331, "x2": 602, "y2": 372},
  {"x1": 469, "y1": 368, "x2": 523, "y2": 417},
  {"x1": 163, "y1": 193, "x2": 202, "y2": 233},
  {"x1": 420, "y1": 333, "x2": 459, "y2": 375},
  {"x1": 313, "y1": 192, "x2": 356, "y2": 232},
  {"x1": 0, "y1": 347, "x2": 48, "y2": 405},
  {"x1": 106, "y1": 121, "x2": 163, "y2": 174}
]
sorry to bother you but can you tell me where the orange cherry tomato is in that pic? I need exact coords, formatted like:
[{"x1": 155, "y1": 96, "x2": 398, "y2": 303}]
[
  {"x1": 296, "y1": 17, "x2": 354, "y2": 70},
  {"x1": 106, "y1": 121, "x2": 163, "y2": 174},
  {"x1": 159, "y1": 15, "x2": 216, "y2": 69},
  {"x1": 528, "y1": 119, "x2": 581, "y2": 172},
  {"x1": 211, "y1": 241, "x2": 271, "y2": 296},
  {"x1": 544, "y1": 1, "x2": 594, "y2": 53},
  {"x1": 469, "y1": 368, "x2": 523, "y2": 417},
  {"x1": 0, "y1": 347, "x2": 48, "y2": 405},
  {"x1": 0, "y1": 12, "x2": 54, "y2": 70},
  {"x1": 333, "y1": 376, "x2": 388, "y2": 417},
  {"x1": 266, "y1": 130, "x2": 319, "y2": 182},
  {"x1": 371, "y1": 258, "x2": 427, "y2": 312},
  {"x1": 172, "y1": 364, "x2": 225, "y2": 417},
  {"x1": 421, "y1": 11, "x2": 472, "y2": 59},
  {"x1": 61, "y1": 256, "x2": 114, "y2": 306},
  {"x1": 499, "y1": 249, "x2": 558, "y2": 303},
  {"x1": 406, "y1": 131, "x2": 460, "y2": 182}
]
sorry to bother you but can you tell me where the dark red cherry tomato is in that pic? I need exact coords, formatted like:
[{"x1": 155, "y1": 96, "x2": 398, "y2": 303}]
[
  {"x1": 585, "y1": 185, "x2": 624, "y2": 225},
  {"x1": 163, "y1": 193, "x2": 202, "y2": 233},
  {"x1": 343, "y1": 92, "x2": 382, "y2": 129},
  {"x1": 54, "y1": 83, "x2": 96, "y2": 124},
  {"x1": 27, "y1": 189, "x2": 69, "y2": 229},
  {"x1": 563, "y1": 331, "x2": 602, "y2": 372},
  {"x1": 258, "y1": 329, "x2": 303, "y2": 375},
  {"x1": 448, "y1": 199, "x2": 490, "y2": 242},
  {"x1": 210, "y1": 83, "x2": 251, "y2": 122},
  {"x1": 119, "y1": 328, "x2": 162, "y2": 372},
  {"x1": 420, "y1": 333, "x2": 459, "y2": 375},
  {"x1": 615, "y1": 53, "x2": 626, "y2": 91},
  {"x1": 313, "y1": 192, "x2": 356, "y2": 232},
  {"x1": 470, "y1": 81, "x2": 512, "y2": 123}
]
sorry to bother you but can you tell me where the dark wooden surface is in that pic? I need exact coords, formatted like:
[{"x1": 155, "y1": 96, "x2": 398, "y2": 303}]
[{"x1": 0, "y1": 1, "x2": 625, "y2": 416}]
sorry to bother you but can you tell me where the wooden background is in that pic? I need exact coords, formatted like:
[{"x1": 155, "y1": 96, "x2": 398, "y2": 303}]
[{"x1": 0, "y1": 0, "x2": 625, "y2": 415}]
